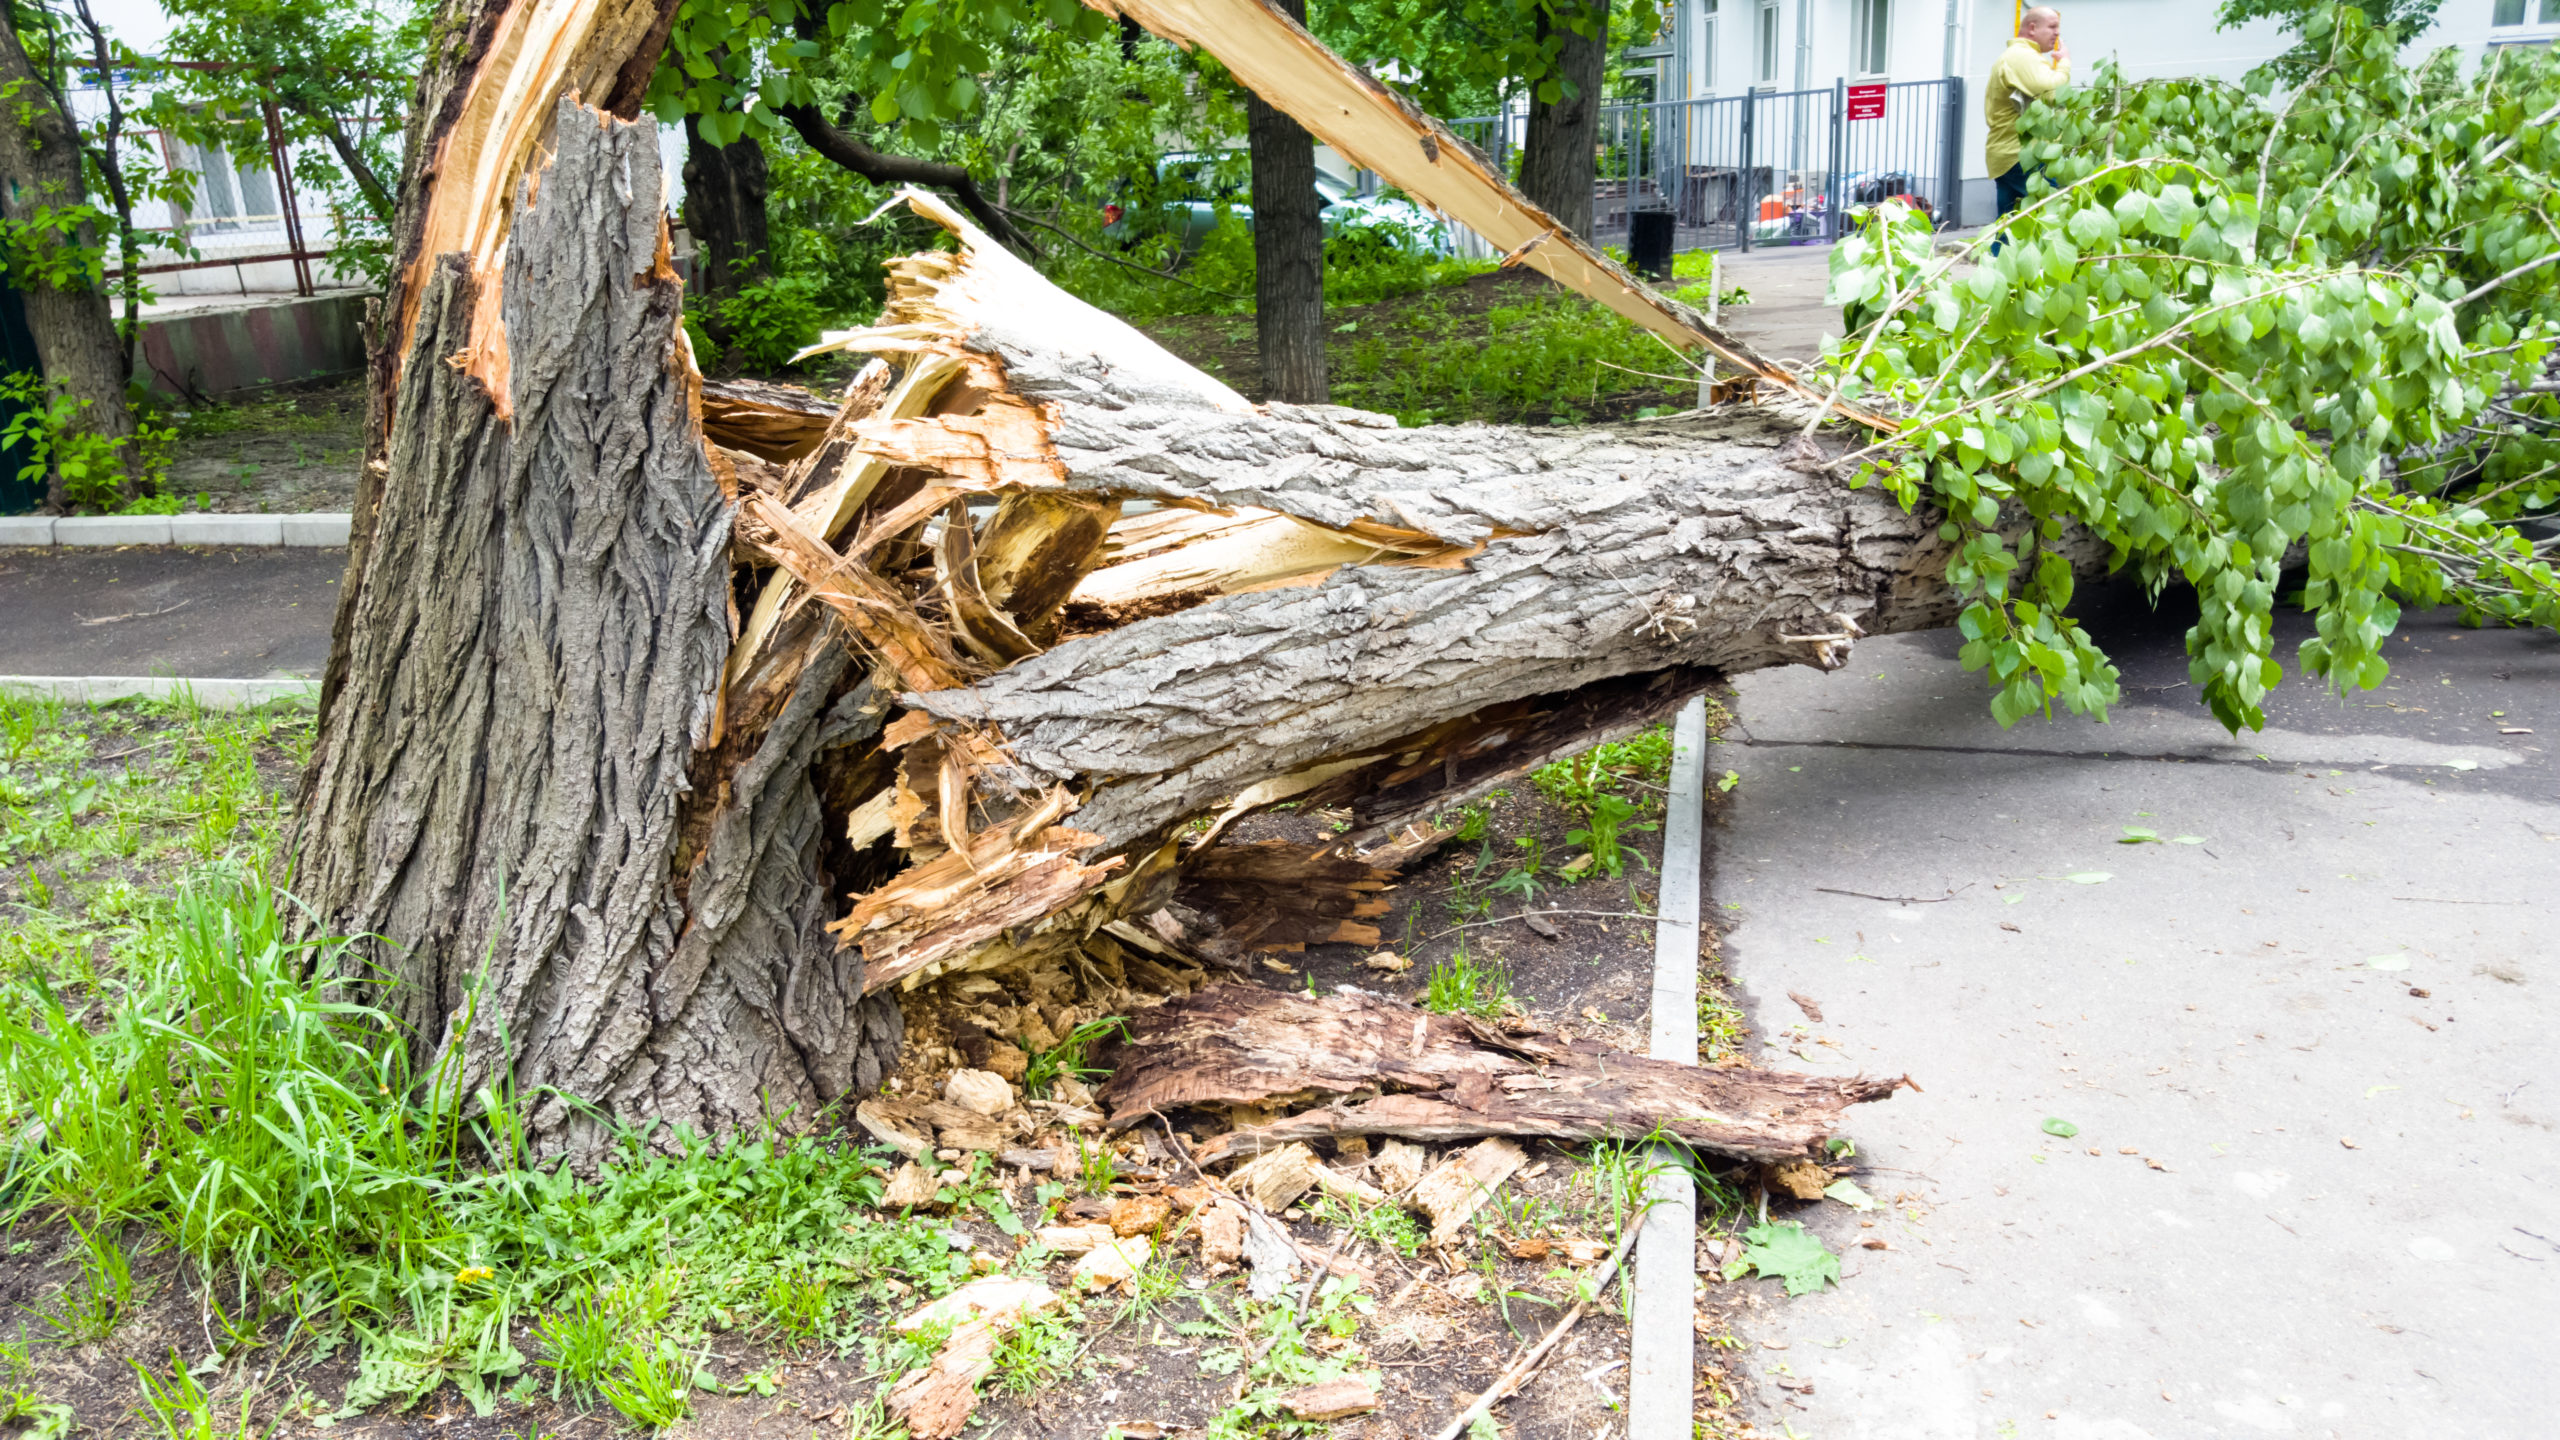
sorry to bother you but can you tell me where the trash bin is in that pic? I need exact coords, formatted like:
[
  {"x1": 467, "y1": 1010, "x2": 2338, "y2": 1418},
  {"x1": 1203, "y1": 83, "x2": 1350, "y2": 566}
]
[{"x1": 1629, "y1": 209, "x2": 1676, "y2": 280}]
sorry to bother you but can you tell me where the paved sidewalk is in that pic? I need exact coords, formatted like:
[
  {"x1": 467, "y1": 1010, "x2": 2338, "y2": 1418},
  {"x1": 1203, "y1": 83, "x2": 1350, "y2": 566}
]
[
  {"x1": 1712, "y1": 587, "x2": 2557, "y2": 1437},
  {"x1": 0, "y1": 545, "x2": 343, "y2": 679}
]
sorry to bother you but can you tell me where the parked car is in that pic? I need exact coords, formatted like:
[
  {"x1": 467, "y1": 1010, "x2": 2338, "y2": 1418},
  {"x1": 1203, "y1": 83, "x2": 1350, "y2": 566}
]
[{"x1": 1104, "y1": 150, "x2": 1452, "y2": 257}]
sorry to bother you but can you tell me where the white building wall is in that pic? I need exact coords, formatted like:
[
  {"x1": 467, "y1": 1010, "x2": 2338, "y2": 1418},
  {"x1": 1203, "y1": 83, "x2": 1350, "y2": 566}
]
[{"x1": 1673, "y1": 0, "x2": 2552, "y2": 226}]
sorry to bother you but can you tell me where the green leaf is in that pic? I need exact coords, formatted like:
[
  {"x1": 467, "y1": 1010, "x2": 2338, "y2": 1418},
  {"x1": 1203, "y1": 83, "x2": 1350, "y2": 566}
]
[
  {"x1": 1735, "y1": 1222, "x2": 1840, "y2": 1296},
  {"x1": 2041, "y1": 1117, "x2": 2079, "y2": 1138},
  {"x1": 1821, "y1": 1178, "x2": 1876, "y2": 1211},
  {"x1": 2065, "y1": 871, "x2": 2112, "y2": 884},
  {"x1": 2118, "y1": 827, "x2": 2159, "y2": 844}
]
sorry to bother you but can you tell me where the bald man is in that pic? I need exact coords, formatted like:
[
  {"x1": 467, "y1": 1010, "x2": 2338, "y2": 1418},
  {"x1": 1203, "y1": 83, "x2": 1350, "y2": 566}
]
[{"x1": 1985, "y1": 7, "x2": 2070, "y2": 226}]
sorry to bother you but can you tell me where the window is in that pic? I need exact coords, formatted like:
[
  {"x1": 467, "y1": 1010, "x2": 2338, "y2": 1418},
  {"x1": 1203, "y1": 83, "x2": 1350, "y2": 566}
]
[
  {"x1": 1756, "y1": 0, "x2": 1781, "y2": 85},
  {"x1": 180, "y1": 139, "x2": 280, "y2": 231},
  {"x1": 2492, "y1": 0, "x2": 2560, "y2": 24},
  {"x1": 1852, "y1": 0, "x2": 1890, "y2": 75},
  {"x1": 1697, "y1": 0, "x2": 1718, "y2": 94}
]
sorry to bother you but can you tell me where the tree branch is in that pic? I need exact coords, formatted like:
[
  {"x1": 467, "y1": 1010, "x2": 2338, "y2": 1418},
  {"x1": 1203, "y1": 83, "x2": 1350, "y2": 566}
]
[
  {"x1": 774, "y1": 103, "x2": 1034, "y2": 257},
  {"x1": 296, "y1": 103, "x2": 394, "y2": 223}
]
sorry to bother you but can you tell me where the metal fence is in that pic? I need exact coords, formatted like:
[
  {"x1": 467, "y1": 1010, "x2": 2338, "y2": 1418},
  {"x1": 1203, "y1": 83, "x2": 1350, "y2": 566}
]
[{"x1": 1456, "y1": 76, "x2": 1965, "y2": 257}]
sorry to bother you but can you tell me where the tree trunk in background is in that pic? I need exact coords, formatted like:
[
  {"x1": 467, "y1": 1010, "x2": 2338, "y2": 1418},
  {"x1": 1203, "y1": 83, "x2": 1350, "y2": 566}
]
[
  {"x1": 1245, "y1": 0, "x2": 1326, "y2": 404},
  {"x1": 1517, "y1": 0, "x2": 1611, "y2": 240},
  {"x1": 681, "y1": 112, "x2": 770, "y2": 315},
  {"x1": 0, "y1": 12, "x2": 135, "y2": 511}
]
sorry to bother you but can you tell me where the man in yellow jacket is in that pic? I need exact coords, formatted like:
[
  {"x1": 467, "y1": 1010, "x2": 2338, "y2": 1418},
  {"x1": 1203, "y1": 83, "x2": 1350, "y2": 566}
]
[{"x1": 1985, "y1": 7, "x2": 2071, "y2": 224}]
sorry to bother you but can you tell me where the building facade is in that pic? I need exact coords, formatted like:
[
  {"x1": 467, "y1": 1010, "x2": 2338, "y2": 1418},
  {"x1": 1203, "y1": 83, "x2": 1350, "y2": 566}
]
[{"x1": 1662, "y1": 0, "x2": 2549, "y2": 225}]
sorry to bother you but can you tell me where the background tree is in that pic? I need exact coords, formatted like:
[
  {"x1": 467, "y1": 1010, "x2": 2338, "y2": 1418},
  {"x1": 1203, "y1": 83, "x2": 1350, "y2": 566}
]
[
  {"x1": 1514, "y1": 0, "x2": 1607, "y2": 235},
  {"x1": 1247, "y1": 0, "x2": 1325, "y2": 402},
  {"x1": 155, "y1": 0, "x2": 419, "y2": 280},
  {"x1": 0, "y1": 3, "x2": 135, "y2": 508}
]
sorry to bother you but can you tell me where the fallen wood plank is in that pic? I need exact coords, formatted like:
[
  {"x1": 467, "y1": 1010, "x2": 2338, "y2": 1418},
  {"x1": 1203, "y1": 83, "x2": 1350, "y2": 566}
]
[
  {"x1": 1097, "y1": 985, "x2": 1900, "y2": 1163},
  {"x1": 700, "y1": 376, "x2": 836, "y2": 462}
]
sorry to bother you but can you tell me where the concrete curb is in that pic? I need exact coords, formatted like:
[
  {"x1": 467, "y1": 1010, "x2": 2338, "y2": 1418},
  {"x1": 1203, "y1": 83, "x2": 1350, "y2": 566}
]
[
  {"x1": 0, "y1": 512, "x2": 350, "y2": 547},
  {"x1": 1629, "y1": 694, "x2": 1709, "y2": 1433},
  {"x1": 0, "y1": 675, "x2": 320, "y2": 709}
]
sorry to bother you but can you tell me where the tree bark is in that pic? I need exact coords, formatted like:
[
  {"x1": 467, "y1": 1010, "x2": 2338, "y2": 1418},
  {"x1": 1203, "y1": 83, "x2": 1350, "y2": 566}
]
[
  {"x1": 1517, "y1": 0, "x2": 1611, "y2": 240},
  {"x1": 302, "y1": 0, "x2": 1992, "y2": 1160},
  {"x1": 1245, "y1": 0, "x2": 1326, "y2": 404},
  {"x1": 0, "y1": 10, "x2": 135, "y2": 511}
]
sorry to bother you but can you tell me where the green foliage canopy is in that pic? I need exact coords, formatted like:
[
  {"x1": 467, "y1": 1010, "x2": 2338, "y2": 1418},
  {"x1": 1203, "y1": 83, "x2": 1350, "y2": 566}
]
[{"x1": 1822, "y1": 7, "x2": 2560, "y2": 733}]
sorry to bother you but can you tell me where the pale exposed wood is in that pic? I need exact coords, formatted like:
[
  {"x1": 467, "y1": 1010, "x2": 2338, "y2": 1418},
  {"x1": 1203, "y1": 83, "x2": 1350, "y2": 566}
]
[
  {"x1": 1227, "y1": 1141, "x2": 1322, "y2": 1211},
  {"x1": 1413, "y1": 1137, "x2": 1525, "y2": 1245}
]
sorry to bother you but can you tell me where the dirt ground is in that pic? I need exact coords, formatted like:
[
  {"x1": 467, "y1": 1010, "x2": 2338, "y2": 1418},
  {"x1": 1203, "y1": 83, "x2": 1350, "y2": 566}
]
[
  {"x1": 160, "y1": 380, "x2": 366, "y2": 514},
  {"x1": 0, "y1": 707, "x2": 1839, "y2": 1439}
]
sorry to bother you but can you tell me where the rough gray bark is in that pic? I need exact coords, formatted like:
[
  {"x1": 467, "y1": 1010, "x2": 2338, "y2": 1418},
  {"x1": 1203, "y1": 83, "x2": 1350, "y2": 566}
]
[
  {"x1": 908, "y1": 406, "x2": 1960, "y2": 854},
  {"x1": 297, "y1": 102, "x2": 899, "y2": 1157},
  {"x1": 1245, "y1": 0, "x2": 1326, "y2": 404},
  {"x1": 0, "y1": 11, "x2": 135, "y2": 510},
  {"x1": 1516, "y1": 0, "x2": 1610, "y2": 240}
]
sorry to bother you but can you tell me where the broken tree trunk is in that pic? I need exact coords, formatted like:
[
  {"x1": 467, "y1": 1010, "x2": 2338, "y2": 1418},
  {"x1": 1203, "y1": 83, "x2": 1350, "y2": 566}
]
[{"x1": 293, "y1": 0, "x2": 2039, "y2": 1158}]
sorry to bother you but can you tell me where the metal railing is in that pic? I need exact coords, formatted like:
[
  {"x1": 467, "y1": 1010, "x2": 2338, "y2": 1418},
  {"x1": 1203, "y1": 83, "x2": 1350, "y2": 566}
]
[{"x1": 1455, "y1": 75, "x2": 1966, "y2": 256}]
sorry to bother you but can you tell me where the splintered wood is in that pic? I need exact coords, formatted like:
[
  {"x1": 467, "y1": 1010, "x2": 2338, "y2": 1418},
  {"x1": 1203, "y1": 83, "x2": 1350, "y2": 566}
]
[
  {"x1": 681, "y1": 186, "x2": 2006, "y2": 1018},
  {"x1": 1100, "y1": 984, "x2": 1900, "y2": 1163}
]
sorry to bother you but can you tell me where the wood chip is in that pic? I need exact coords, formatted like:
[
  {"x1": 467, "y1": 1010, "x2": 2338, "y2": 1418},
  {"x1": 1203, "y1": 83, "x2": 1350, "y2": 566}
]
[
  {"x1": 1034, "y1": 1223, "x2": 1115, "y2": 1257},
  {"x1": 1770, "y1": 1159, "x2": 1830, "y2": 1200},
  {"x1": 1069, "y1": 1235, "x2": 1153, "y2": 1291},
  {"x1": 1228, "y1": 1141, "x2": 1321, "y2": 1212},
  {"x1": 1110, "y1": 1194, "x2": 1173, "y2": 1237},
  {"x1": 1414, "y1": 1138, "x2": 1526, "y2": 1246},
  {"x1": 1280, "y1": 1376, "x2": 1379, "y2": 1421},
  {"x1": 1376, "y1": 1139, "x2": 1427, "y2": 1196},
  {"x1": 1197, "y1": 1199, "x2": 1246, "y2": 1266},
  {"x1": 883, "y1": 1161, "x2": 940, "y2": 1209}
]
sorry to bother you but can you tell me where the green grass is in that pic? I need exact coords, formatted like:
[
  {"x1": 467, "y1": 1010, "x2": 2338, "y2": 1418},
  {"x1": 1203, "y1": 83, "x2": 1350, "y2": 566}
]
[
  {"x1": 0, "y1": 698, "x2": 1065, "y2": 1421},
  {"x1": 1331, "y1": 285, "x2": 1716, "y2": 427},
  {"x1": 1422, "y1": 948, "x2": 1513, "y2": 1018}
]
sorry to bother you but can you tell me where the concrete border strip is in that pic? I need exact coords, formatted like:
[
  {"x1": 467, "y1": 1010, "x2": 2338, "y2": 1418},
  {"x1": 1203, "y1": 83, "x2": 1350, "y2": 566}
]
[
  {"x1": 0, "y1": 512, "x2": 350, "y2": 547},
  {"x1": 1629, "y1": 693, "x2": 1709, "y2": 1433},
  {"x1": 0, "y1": 675, "x2": 319, "y2": 709}
]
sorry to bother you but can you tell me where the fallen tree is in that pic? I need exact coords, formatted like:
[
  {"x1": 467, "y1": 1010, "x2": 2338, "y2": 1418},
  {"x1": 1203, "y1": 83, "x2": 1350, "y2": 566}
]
[{"x1": 296, "y1": 0, "x2": 2555, "y2": 1164}]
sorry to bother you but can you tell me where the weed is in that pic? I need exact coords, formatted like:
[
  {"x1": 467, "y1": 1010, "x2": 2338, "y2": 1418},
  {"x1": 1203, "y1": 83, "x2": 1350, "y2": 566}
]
[
  {"x1": 1306, "y1": 1193, "x2": 1426, "y2": 1257},
  {"x1": 990, "y1": 1301, "x2": 1087, "y2": 1392},
  {"x1": 533, "y1": 1290, "x2": 622, "y2": 1401},
  {"x1": 1423, "y1": 948, "x2": 1513, "y2": 1018},
  {"x1": 755, "y1": 1272, "x2": 833, "y2": 1345},
  {"x1": 0, "y1": 1339, "x2": 73, "y2": 1440},
  {"x1": 41, "y1": 1219, "x2": 136, "y2": 1340},
  {"x1": 133, "y1": 1350, "x2": 258, "y2": 1440},
  {"x1": 596, "y1": 1338, "x2": 701, "y2": 1431},
  {"x1": 1024, "y1": 1015, "x2": 1130, "y2": 1099},
  {"x1": 1564, "y1": 792, "x2": 1660, "y2": 880}
]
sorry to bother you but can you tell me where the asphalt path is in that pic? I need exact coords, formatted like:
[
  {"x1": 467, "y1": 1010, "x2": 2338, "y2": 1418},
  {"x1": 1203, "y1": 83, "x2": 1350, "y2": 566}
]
[
  {"x1": 1712, "y1": 582, "x2": 2556, "y2": 1438},
  {"x1": 0, "y1": 545, "x2": 342, "y2": 679}
]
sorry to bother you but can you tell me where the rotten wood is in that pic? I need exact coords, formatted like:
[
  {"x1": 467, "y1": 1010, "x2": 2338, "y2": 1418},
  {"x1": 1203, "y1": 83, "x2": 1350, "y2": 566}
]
[{"x1": 1099, "y1": 984, "x2": 1901, "y2": 1163}]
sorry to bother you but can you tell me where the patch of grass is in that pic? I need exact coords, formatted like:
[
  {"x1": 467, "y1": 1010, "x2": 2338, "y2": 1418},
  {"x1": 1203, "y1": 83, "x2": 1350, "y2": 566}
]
[
  {"x1": 1422, "y1": 947, "x2": 1513, "y2": 1018},
  {"x1": 1331, "y1": 287, "x2": 1709, "y2": 427},
  {"x1": 1305, "y1": 1192, "x2": 1426, "y2": 1258}
]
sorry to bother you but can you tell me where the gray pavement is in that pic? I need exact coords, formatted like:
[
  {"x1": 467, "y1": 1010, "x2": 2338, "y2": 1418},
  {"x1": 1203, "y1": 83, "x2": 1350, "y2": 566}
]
[
  {"x1": 0, "y1": 545, "x2": 343, "y2": 678},
  {"x1": 1712, "y1": 586, "x2": 2558, "y2": 1438},
  {"x1": 1714, "y1": 243, "x2": 1848, "y2": 362}
]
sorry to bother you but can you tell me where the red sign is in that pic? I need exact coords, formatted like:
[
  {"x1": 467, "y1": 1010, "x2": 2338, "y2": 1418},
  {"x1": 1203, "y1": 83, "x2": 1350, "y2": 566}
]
[{"x1": 1847, "y1": 82, "x2": 1888, "y2": 121}]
